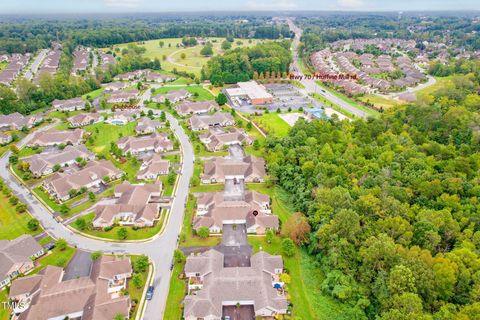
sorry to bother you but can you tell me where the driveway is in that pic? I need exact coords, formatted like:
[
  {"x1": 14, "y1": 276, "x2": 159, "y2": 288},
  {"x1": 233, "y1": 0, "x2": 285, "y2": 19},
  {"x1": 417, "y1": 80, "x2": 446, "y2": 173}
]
[
  {"x1": 223, "y1": 305, "x2": 255, "y2": 320},
  {"x1": 228, "y1": 145, "x2": 245, "y2": 159},
  {"x1": 224, "y1": 178, "x2": 245, "y2": 200},
  {"x1": 222, "y1": 224, "x2": 247, "y2": 246},
  {"x1": 63, "y1": 250, "x2": 93, "y2": 280}
]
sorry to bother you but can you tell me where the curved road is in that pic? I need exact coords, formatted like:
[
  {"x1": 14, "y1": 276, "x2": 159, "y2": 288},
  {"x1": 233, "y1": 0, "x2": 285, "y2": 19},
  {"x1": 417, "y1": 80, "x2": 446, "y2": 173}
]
[
  {"x1": 287, "y1": 18, "x2": 370, "y2": 119},
  {"x1": 0, "y1": 113, "x2": 194, "y2": 320}
]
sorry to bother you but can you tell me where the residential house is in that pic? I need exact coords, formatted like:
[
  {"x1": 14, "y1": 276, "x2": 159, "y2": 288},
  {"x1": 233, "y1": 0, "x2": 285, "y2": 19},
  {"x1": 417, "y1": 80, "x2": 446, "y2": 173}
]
[
  {"x1": 176, "y1": 100, "x2": 218, "y2": 116},
  {"x1": 0, "y1": 113, "x2": 43, "y2": 131},
  {"x1": 42, "y1": 160, "x2": 123, "y2": 201},
  {"x1": 183, "y1": 250, "x2": 287, "y2": 319},
  {"x1": 145, "y1": 72, "x2": 176, "y2": 83},
  {"x1": 188, "y1": 112, "x2": 234, "y2": 131},
  {"x1": 68, "y1": 113, "x2": 103, "y2": 127},
  {"x1": 201, "y1": 155, "x2": 266, "y2": 184},
  {"x1": 151, "y1": 89, "x2": 191, "y2": 104},
  {"x1": 9, "y1": 256, "x2": 132, "y2": 319},
  {"x1": 104, "y1": 82, "x2": 129, "y2": 92},
  {"x1": 117, "y1": 132, "x2": 173, "y2": 155},
  {"x1": 199, "y1": 127, "x2": 253, "y2": 151},
  {"x1": 0, "y1": 133, "x2": 12, "y2": 145},
  {"x1": 107, "y1": 89, "x2": 140, "y2": 104},
  {"x1": 27, "y1": 129, "x2": 85, "y2": 147},
  {"x1": 0, "y1": 235, "x2": 44, "y2": 290},
  {"x1": 137, "y1": 154, "x2": 170, "y2": 180},
  {"x1": 194, "y1": 190, "x2": 278, "y2": 234},
  {"x1": 93, "y1": 182, "x2": 162, "y2": 228},
  {"x1": 99, "y1": 52, "x2": 116, "y2": 71},
  {"x1": 135, "y1": 117, "x2": 162, "y2": 134},
  {"x1": 22, "y1": 145, "x2": 95, "y2": 177},
  {"x1": 72, "y1": 47, "x2": 89, "y2": 74}
]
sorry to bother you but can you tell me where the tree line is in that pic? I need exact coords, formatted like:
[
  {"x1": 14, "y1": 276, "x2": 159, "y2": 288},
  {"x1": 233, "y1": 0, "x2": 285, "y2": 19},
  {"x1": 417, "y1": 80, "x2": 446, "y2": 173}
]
[{"x1": 263, "y1": 65, "x2": 480, "y2": 319}]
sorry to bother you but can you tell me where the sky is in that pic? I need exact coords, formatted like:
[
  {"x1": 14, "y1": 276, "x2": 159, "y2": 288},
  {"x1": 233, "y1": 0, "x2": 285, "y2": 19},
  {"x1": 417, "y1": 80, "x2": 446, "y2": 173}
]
[{"x1": 1, "y1": 0, "x2": 479, "y2": 14}]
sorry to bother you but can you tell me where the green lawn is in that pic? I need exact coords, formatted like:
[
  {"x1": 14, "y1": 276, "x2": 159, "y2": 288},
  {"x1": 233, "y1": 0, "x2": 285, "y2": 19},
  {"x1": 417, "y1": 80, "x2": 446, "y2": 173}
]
[
  {"x1": 17, "y1": 146, "x2": 43, "y2": 158},
  {"x1": 82, "y1": 87, "x2": 105, "y2": 100},
  {"x1": 0, "y1": 191, "x2": 42, "y2": 240},
  {"x1": 359, "y1": 94, "x2": 402, "y2": 110},
  {"x1": 416, "y1": 76, "x2": 453, "y2": 97},
  {"x1": 163, "y1": 260, "x2": 186, "y2": 320},
  {"x1": 128, "y1": 255, "x2": 151, "y2": 319},
  {"x1": 108, "y1": 37, "x2": 265, "y2": 76},
  {"x1": 84, "y1": 122, "x2": 137, "y2": 154},
  {"x1": 0, "y1": 289, "x2": 10, "y2": 320},
  {"x1": 33, "y1": 186, "x2": 62, "y2": 212},
  {"x1": 152, "y1": 85, "x2": 214, "y2": 101},
  {"x1": 70, "y1": 211, "x2": 166, "y2": 240},
  {"x1": 32, "y1": 246, "x2": 76, "y2": 273},
  {"x1": 250, "y1": 112, "x2": 292, "y2": 137}
]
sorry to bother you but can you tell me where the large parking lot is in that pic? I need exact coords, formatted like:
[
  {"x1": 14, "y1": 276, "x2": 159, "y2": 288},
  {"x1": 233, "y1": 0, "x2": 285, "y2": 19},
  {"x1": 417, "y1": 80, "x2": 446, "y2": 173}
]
[{"x1": 232, "y1": 83, "x2": 316, "y2": 113}]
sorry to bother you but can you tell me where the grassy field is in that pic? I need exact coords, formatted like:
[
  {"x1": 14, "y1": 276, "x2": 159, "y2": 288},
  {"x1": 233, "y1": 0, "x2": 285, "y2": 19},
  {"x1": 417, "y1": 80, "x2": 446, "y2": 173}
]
[
  {"x1": 415, "y1": 76, "x2": 453, "y2": 97},
  {"x1": 359, "y1": 94, "x2": 402, "y2": 110},
  {"x1": 107, "y1": 37, "x2": 265, "y2": 76},
  {"x1": 0, "y1": 191, "x2": 42, "y2": 240},
  {"x1": 152, "y1": 85, "x2": 214, "y2": 101},
  {"x1": 250, "y1": 112, "x2": 292, "y2": 137},
  {"x1": 70, "y1": 211, "x2": 166, "y2": 240}
]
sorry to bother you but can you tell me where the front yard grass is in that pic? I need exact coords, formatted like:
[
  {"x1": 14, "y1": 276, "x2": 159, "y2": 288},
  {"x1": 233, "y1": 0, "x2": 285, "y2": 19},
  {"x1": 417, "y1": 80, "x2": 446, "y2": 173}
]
[
  {"x1": 163, "y1": 259, "x2": 186, "y2": 320},
  {"x1": 32, "y1": 246, "x2": 76, "y2": 273},
  {"x1": 70, "y1": 211, "x2": 166, "y2": 241},
  {"x1": 32, "y1": 186, "x2": 62, "y2": 212}
]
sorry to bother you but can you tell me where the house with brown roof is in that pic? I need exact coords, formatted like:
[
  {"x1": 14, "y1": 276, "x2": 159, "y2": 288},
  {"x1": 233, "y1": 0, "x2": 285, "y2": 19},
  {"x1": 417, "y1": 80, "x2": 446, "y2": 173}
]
[
  {"x1": 22, "y1": 145, "x2": 95, "y2": 177},
  {"x1": 137, "y1": 154, "x2": 170, "y2": 180},
  {"x1": 199, "y1": 127, "x2": 253, "y2": 151},
  {"x1": 0, "y1": 113, "x2": 43, "y2": 131},
  {"x1": 176, "y1": 100, "x2": 219, "y2": 116},
  {"x1": 93, "y1": 182, "x2": 162, "y2": 228},
  {"x1": 0, "y1": 133, "x2": 12, "y2": 145},
  {"x1": 183, "y1": 250, "x2": 287, "y2": 319},
  {"x1": 107, "y1": 89, "x2": 140, "y2": 104},
  {"x1": 52, "y1": 97, "x2": 86, "y2": 111},
  {"x1": 42, "y1": 160, "x2": 123, "y2": 201},
  {"x1": 99, "y1": 52, "x2": 116, "y2": 71},
  {"x1": 117, "y1": 132, "x2": 173, "y2": 155},
  {"x1": 135, "y1": 117, "x2": 162, "y2": 134},
  {"x1": 145, "y1": 72, "x2": 176, "y2": 83},
  {"x1": 201, "y1": 155, "x2": 266, "y2": 184},
  {"x1": 9, "y1": 255, "x2": 132, "y2": 320},
  {"x1": 188, "y1": 112, "x2": 234, "y2": 131},
  {"x1": 27, "y1": 129, "x2": 85, "y2": 147},
  {"x1": 152, "y1": 89, "x2": 191, "y2": 104},
  {"x1": 68, "y1": 113, "x2": 103, "y2": 127},
  {"x1": 104, "y1": 82, "x2": 129, "y2": 92},
  {"x1": 0, "y1": 235, "x2": 44, "y2": 290},
  {"x1": 194, "y1": 190, "x2": 278, "y2": 234},
  {"x1": 72, "y1": 47, "x2": 89, "y2": 74}
]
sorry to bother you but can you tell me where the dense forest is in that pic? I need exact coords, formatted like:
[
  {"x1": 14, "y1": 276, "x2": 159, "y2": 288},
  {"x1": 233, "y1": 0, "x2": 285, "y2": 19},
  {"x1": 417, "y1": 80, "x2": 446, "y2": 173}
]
[
  {"x1": 0, "y1": 15, "x2": 292, "y2": 53},
  {"x1": 201, "y1": 40, "x2": 292, "y2": 85},
  {"x1": 265, "y1": 61, "x2": 480, "y2": 319}
]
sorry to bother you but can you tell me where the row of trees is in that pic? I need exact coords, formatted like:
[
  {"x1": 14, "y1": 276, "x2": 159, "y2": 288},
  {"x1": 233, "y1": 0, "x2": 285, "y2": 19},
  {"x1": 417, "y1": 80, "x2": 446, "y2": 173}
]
[
  {"x1": 201, "y1": 41, "x2": 292, "y2": 85},
  {"x1": 264, "y1": 64, "x2": 480, "y2": 318}
]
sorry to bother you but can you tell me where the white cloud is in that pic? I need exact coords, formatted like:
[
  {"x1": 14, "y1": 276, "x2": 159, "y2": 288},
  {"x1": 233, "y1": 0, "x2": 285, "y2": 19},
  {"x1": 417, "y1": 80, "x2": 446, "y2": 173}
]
[
  {"x1": 104, "y1": 0, "x2": 143, "y2": 8},
  {"x1": 336, "y1": 0, "x2": 365, "y2": 9},
  {"x1": 245, "y1": 0, "x2": 298, "y2": 10}
]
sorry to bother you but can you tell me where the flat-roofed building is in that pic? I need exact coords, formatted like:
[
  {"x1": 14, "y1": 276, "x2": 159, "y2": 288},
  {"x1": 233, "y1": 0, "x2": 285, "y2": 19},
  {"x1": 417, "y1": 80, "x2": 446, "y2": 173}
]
[{"x1": 224, "y1": 81, "x2": 273, "y2": 106}]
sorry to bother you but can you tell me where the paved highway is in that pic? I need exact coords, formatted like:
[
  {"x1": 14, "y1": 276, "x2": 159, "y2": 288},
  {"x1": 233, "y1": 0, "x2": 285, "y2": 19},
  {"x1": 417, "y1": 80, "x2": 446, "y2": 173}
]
[
  {"x1": 287, "y1": 18, "x2": 370, "y2": 119},
  {"x1": 0, "y1": 113, "x2": 195, "y2": 319}
]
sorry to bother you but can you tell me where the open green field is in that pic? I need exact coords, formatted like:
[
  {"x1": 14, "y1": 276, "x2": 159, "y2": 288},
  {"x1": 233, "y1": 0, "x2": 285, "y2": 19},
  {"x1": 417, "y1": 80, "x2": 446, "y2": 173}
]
[
  {"x1": 152, "y1": 85, "x2": 214, "y2": 101},
  {"x1": 84, "y1": 121, "x2": 137, "y2": 154},
  {"x1": 107, "y1": 37, "x2": 265, "y2": 76},
  {"x1": 250, "y1": 112, "x2": 292, "y2": 137},
  {"x1": 359, "y1": 94, "x2": 402, "y2": 110},
  {"x1": 416, "y1": 76, "x2": 453, "y2": 97},
  {"x1": 0, "y1": 191, "x2": 42, "y2": 240},
  {"x1": 70, "y1": 211, "x2": 166, "y2": 240}
]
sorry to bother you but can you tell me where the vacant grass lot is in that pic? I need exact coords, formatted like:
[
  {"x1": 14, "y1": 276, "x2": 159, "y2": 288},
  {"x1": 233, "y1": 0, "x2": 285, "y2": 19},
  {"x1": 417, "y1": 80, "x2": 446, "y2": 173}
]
[
  {"x1": 250, "y1": 112, "x2": 292, "y2": 137},
  {"x1": 152, "y1": 85, "x2": 214, "y2": 101},
  {"x1": 0, "y1": 191, "x2": 42, "y2": 239},
  {"x1": 359, "y1": 94, "x2": 402, "y2": 110}
]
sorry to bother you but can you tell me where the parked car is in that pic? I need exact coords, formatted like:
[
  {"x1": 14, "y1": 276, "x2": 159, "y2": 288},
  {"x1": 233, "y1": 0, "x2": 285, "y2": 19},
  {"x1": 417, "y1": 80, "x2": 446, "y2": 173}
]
[{"x1": 146, "y1": 286, "x2": 154, "y2": 300}]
